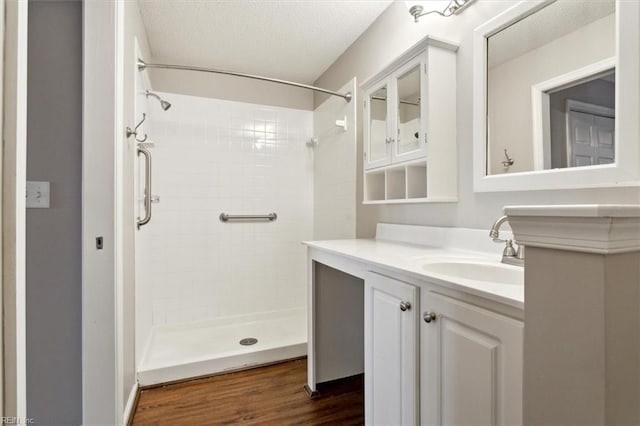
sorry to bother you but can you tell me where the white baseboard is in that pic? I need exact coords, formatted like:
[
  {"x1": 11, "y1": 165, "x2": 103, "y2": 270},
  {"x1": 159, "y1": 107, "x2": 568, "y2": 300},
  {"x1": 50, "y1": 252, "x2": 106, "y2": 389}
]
[{"x1": 123, "y1": 382, "x2": 139, "y2": 425}]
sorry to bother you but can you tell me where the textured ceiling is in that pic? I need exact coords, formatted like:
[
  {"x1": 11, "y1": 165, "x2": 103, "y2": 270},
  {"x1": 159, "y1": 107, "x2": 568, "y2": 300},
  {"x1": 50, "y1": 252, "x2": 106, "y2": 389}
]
[
  {"x1": 137, "y1": 0, "x2": 393, "y2": 84},
  {"x1": 488, "y1": 0, "x2": 615, "y2": 68}
]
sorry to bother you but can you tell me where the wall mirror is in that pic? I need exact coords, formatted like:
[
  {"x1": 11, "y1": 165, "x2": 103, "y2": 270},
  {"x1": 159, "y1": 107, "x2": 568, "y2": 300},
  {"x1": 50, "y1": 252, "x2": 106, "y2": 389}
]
[
  {"x1": 473, "y1": 0, "x2": 640, "y2": 192},
  {"x1": 396, "y1": 65, "x2": 421, "y2": 156},
  {"x1": 369, "y1": 85, "x2": 388, "y2": 164}
]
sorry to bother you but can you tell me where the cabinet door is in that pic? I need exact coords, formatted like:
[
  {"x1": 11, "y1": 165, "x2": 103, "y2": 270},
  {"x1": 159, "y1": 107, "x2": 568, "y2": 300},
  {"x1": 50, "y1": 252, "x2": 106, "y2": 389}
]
[
  {"x1": 421, "y1": 292, "x2": 523, "y2": 426},
  {"x1": 364, "y1": 82, "x2": 392, "y2": 169},
  {"x1": 392, "y1": 54, "x2": 427, "y2": 163},
  {"x1": 365, "y1": 272, "x2": 419, "y2": 426}
]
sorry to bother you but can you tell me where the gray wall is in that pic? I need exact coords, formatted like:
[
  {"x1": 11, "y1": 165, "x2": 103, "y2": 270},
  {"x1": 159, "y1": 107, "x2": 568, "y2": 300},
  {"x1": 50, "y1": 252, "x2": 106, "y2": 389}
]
[
  {"x1": 26, "y1": 1, "x2": 83, "y2": 424},
  {"x1": 314, "y1": 0, "x2": 640, "y2": 238}
]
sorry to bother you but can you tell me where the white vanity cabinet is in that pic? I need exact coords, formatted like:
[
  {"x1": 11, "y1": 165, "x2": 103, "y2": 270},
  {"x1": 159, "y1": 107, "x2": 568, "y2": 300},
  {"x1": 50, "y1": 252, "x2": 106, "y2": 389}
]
[
  {"x1": 364, "y1": 272, "x2": 523, "y2": 426},
  {"x1": 306, "y1": 228, "x2": 525, "y2": 426},
  {"x1": 363, "y1": 37, "x2": 458, "y2": 204},
  {"x1": 364, "y1": 272, "x2": 419, "y2": 426},
  {"x1": 421, "y1": 291, "x2": 523, "y2": 426}
]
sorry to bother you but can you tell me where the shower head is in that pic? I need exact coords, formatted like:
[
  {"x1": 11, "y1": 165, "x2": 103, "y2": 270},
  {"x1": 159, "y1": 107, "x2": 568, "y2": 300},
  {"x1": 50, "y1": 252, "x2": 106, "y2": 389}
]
[{"x1": 145, "y1": 90, "x2": 172, "y2": 111}]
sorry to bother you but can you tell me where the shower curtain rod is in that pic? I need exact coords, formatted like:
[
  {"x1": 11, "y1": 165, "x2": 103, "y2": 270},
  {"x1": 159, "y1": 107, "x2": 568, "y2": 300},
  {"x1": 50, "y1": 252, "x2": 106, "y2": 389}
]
[{"x1": 137, "y1": 59, "x2": 352, "y2": 102}]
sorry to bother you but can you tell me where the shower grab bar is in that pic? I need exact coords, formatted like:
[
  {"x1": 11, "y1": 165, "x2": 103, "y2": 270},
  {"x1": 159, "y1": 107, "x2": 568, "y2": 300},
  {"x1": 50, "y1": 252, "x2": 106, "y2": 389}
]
[
  {"x1": 137, "y1": 147, "x2": 152, "y2": 229},
  {"x1": 219, "y1": 212, "x2": 277, "y2": 222}
]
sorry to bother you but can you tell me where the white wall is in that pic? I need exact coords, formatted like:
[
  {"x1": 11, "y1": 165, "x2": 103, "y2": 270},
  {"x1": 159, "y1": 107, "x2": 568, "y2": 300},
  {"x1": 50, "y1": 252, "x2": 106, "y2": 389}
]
[
  {"x1": 123, "y1": 0, "x2": 153, "y2": 413},
  {"x1": 83, "y1": 1, "x2": 121, "y2": 422},
  {"x1": 487, "y1": 14, "x2": 615, "y2": 174},
  {"x1": 313, "y1": 0, "x2": 640, "y2": 237},
  {"x1": 136, "y1": 93, "x2": 313, "y2": 332},
  {"x1": 313, "y1": 78, "x2": 357, "y2": 239},
  {"x1": 3, "y1": 0, "x2": 27, "y2": 419}
]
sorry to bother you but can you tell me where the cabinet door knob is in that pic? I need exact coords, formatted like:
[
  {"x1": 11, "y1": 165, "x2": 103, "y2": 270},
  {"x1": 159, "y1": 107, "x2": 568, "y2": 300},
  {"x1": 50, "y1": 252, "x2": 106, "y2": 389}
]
[
  {"x1": 400, "y1": 301, "x2": 411, "y2": 311},
  {"x1": 423, "y1": 312, "x2": 437, "y2": 323}
]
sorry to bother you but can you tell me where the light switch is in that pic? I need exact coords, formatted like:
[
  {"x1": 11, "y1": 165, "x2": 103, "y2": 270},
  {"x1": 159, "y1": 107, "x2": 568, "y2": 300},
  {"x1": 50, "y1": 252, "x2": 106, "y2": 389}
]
[{"x1": 26, "y1": 181, "x2": 50, "y2": 208}]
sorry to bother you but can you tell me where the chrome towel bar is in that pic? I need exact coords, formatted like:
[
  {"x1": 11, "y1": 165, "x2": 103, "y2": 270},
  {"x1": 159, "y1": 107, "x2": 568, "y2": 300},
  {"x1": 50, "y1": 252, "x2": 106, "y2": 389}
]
[{"x1": 219, "y1": 212, "x2": 277, "y2": 222}]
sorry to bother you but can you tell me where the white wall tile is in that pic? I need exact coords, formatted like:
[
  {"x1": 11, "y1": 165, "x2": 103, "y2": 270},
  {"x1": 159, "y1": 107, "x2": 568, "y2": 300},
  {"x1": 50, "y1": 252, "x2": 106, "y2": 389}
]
[{"x1": 136, "y1": 93, "x2": 313, "y2": 327}]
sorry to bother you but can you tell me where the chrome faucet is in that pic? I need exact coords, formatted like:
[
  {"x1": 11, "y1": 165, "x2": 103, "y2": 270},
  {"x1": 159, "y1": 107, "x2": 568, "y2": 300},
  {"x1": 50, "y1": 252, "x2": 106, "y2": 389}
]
[{"x1": 489, "y1": 215, "x2": 524, "y2": 267}]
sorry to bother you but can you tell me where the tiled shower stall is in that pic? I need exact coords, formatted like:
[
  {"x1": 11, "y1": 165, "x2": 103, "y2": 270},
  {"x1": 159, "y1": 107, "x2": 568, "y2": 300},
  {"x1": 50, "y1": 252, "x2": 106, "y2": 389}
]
[{"x1": 135, "y1": 92, "x2": 314, "y2": 384}]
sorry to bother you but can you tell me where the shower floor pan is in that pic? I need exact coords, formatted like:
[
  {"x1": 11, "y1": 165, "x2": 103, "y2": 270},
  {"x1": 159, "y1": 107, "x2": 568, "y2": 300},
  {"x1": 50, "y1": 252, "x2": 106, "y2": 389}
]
[{"x1": 138, "y1": 308, "x2": 307, "y2": 386}]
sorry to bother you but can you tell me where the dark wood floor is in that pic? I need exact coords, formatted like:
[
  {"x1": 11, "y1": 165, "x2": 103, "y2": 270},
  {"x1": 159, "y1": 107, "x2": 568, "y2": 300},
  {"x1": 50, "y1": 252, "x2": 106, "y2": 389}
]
[{"x1": 131, "y1": 358, "x2": 364, "y2": 425}]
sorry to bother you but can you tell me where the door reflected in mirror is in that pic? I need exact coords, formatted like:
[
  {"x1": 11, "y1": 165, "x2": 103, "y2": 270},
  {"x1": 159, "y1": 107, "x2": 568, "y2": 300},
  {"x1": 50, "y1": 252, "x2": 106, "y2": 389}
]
[
  {"x1": 549, "y1": 71, "x2": 615, "y2": 168},
  {"x1": 396, "y1": 65, "x2": 421, "y2": 155},
  {"x1": 486, "y1": 0, "x2": 615, "y2": 175}
]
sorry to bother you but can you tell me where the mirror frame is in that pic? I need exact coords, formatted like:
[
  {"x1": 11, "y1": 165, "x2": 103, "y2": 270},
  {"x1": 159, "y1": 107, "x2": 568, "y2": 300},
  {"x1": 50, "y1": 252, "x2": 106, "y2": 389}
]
[{"x1": 473, "y1": 0, "x2": 640, "y2": 192}]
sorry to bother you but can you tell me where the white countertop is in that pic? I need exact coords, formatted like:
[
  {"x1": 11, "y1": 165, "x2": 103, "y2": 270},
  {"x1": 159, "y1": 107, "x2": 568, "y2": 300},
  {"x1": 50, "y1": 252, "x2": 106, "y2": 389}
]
[{"x1": 304, "y1": 238, "x2": 524, "y2": 310}]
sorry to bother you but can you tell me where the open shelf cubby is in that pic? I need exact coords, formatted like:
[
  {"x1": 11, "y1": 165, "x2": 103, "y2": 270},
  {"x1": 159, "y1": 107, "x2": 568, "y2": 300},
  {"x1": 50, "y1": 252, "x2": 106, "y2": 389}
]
[
  {"x1": 386, "y1": 167, "x2": 407, "y2": 200},
  {"x1": 364, "y1": 159, "x2": 454, "y2": 204},
  {"x1": 365, "y1": 170, "x2": 386, "y2": 202},
  {"x1": 406, "y1": 163, "x2": 427, "y2": 199}
]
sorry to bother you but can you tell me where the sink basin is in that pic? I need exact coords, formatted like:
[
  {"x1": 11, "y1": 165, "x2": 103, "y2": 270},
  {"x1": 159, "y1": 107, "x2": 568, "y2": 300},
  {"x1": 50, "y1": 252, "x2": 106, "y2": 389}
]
[{"x1": 422, "y1": 261, "x2": 524, "y2": 285}]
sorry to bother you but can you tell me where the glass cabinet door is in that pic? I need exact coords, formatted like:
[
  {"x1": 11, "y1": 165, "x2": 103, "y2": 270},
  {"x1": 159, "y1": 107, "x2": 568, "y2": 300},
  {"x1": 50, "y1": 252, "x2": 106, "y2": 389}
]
[
  {"x1": 367, "y1": 85, "x2": 390, "y2": 167},
  {"x1": 395, "y1": 64, "x2": 424, "y2": 161}
]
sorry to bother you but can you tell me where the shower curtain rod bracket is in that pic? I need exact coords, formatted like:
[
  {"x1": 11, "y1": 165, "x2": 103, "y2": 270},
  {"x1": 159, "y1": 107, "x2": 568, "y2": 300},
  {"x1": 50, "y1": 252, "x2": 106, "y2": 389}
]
[{"x1": 136, "y1": 59, "x2": 352, "y2": 102}]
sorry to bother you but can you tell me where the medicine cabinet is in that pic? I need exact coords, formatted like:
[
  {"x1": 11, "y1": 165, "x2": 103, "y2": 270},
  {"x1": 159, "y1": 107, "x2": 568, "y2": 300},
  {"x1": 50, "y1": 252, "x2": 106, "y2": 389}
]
[{"x1": 362, "y1": 36, "x2": 458, "y2": 204}]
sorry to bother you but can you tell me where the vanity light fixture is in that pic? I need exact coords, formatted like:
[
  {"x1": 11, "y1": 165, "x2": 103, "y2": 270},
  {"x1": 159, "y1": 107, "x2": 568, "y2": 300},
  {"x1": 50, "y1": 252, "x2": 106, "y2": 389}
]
[{"x1": 406, "y1": 0, "x2": 473, "y2": 23}]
